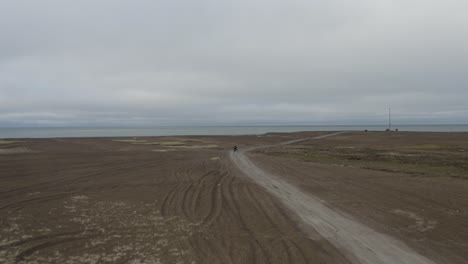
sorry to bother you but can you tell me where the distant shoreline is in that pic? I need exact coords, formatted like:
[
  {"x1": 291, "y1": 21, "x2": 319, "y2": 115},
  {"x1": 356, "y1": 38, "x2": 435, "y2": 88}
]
[{"x1": 1, "y1": 125, "x2": 468, "y2": 139}]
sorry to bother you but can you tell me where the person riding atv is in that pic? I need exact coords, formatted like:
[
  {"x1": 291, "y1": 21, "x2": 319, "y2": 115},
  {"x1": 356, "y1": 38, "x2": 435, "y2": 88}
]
[{"x1": 233, "y1": 145, "x2": 238, "y2": 152}]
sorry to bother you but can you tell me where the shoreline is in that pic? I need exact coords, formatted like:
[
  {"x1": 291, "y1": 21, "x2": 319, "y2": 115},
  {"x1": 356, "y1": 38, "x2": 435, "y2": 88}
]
[
  {"x1": 1, "y1": 124, "x2": 468, "y2": 139},
  {"x1": 2, "y1": 129, "x2": 468, "y2": 140}
]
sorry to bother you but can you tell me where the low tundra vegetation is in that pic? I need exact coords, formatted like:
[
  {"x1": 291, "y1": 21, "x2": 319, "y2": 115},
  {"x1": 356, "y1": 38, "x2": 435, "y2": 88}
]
[{"x1": 261, "y1": 132, "x2": 468, "y2": 179}]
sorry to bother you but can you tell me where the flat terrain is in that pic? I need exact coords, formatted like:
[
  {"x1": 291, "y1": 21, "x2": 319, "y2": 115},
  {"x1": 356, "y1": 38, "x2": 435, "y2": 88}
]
[{"x1": 0, "y1": 132, "x2": 467, "y2": 263}]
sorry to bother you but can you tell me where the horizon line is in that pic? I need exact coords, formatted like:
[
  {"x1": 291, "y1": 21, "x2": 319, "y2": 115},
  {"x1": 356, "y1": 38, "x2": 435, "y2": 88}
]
[{"x1": 1, "y1": 123, "x2": 467, "y2": 129}]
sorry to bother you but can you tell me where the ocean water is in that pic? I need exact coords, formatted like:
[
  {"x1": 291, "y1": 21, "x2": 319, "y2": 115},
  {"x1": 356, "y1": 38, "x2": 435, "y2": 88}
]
[{"x1": 0, "y1": 125, "x2": 467, "y2": 139}]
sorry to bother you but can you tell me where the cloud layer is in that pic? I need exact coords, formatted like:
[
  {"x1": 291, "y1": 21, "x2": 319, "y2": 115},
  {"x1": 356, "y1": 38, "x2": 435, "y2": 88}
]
[{"x1": 1, "y1": 0, "x2": 467, "y2": 126}]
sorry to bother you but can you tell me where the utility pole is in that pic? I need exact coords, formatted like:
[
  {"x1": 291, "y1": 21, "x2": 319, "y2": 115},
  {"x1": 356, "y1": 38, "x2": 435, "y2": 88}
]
[{"x1": 388, "y1": 107, "x2": 392, "y2": 130}]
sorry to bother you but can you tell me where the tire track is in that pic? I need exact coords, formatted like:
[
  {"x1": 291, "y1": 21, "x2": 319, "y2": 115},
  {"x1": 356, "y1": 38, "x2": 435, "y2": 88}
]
[
  {"x1": 160, "y1": 161, "x2": 227, "y2": 223},
  {"x1": 160, "y1": 162, "x2": 202, "y2": 217},
  {"x1": 235, "y1": 183, "x2": 273, "y2": 263},
  {"x1": 286, "y1": 239, "x2": 308, "y2": 264},
  {"x1": 222, "y1": 172, "x2": 263, "y2": 263},
  {"x1": 222, "y1": 170, "x2": 278, "y2": 263},
  {"x1": 14, "y1": 234, "x2": 99, "y2": 263},
  {"x1": 1, "y1": 160, "x2": 158, "y2": 197},
  {"x1": 0, "y1": 193, "x2": 69, "y2": 212},
  {"x1": 0, "y1": 231, "x2": 83, "y2": 250},
  {"x1": 242, "y1": 184, "x2": 277, "y2": 229},
  {"x1": 159, "y1": 184, "x2": 181, "y2": 216},
  {"x1": 252, "y1": 236, "x2": 271, "y2": 264},
  {"x1": 223, "y1": 172, "x2": 248, "y2": 228},
  {"x1": 202, "y1": 171, "x2": 228, "y2": 225},
  {"x1": 181, "y1": 184, "x2": 194, "y2": 220},
  {"x1": 189, "y1": 170, "x2": 218, "y2": 221}
]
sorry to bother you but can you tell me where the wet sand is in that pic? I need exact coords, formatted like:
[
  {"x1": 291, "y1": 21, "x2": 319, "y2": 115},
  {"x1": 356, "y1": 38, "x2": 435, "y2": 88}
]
[{"x1": 1, "y1": 132, "x2": 467, "y2": 263}]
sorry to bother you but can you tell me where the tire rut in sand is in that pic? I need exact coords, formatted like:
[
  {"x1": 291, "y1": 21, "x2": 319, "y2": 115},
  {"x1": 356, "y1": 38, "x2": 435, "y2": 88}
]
[
  {"x1": 189, "y1": 169, "x2": 219, "y2": 221},
  {"x1": 159, "y1": 184, "x2": 180, "y2": 217},
  {"x1": 226, "y1": 163, "x2": 322, "y2": 264},
  {"x1": 229, "y1": 180, "x2": 273, "y2": 263},
  {"x1": 0, "y1": 231, "x2": 83, "y2": 250},
  {"x1": 286, "y1": 239, "x2": 308, "y2": 264},
  {"x1": 0, "y1": 193, "x2": 69, "y2": 214},
  {"x1": 241, "y1": 181, "x2": 317, "y2": 264},
  {"x1": 243, "y1": 184, "x2": 278, "y2": 229},
  {"x1": 186, "y1": 160, "x2": 282, "y2": 263},
  {"x1": 201, "y1": 171, "x2": 228, "y2": 225},
  {"x1": 159, "y1": 161, "x2": 229, "y2": 226},
  {"x1": 181, "y1": 184, "x2": 195, "y2": 220},
  {"x1": 221, "y1": 173, "x2": 265, "y2": 263},
  {"x1": 14, "y1": 235, "x2": 98, "y2": 264}
]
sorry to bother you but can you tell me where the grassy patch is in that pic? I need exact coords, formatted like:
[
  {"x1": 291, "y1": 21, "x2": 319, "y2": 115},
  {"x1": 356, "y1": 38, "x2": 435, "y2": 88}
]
[
  {"x1": 264, "y1": 135, "x2": 468, "y2": 179},
  {"x1": 177, "y1": 144, "x2": 219, "y2": 149},
  {"x1": 159, "y1": 141, "x2": 188, "y2": 146},
  {"x1": 113, "y1": 138, "x2": 218, "y2": 147},
  {"x1": 112, "y1": 139, "x2": 185, "y2": 146},
  {"x1": 113, "y1": 139, "x2": 148, "y2": 143},
  {"x1": 0, "y1": 140, "x2": 23, "y2": 144},
  {"x1": 409, "y1": 144, "x2": 446, "y2": 149}
]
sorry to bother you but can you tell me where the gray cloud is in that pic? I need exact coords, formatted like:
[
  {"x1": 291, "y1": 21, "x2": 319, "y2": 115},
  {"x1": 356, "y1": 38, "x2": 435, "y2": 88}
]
[{"x1": 1, "y1": 0, "x2": 467, "y2": 126}]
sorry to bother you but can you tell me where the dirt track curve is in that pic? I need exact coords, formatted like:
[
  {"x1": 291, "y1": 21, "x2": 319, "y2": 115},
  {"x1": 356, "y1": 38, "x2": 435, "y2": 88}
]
[{"x1": 230, "y1": 132, "x2": 436, "y2": 264}]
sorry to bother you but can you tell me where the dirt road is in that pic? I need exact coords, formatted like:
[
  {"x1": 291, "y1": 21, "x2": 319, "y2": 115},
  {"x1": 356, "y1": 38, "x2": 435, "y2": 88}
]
[{"x1": 230, "y1": 133, "x2": 436, "y2": 264}]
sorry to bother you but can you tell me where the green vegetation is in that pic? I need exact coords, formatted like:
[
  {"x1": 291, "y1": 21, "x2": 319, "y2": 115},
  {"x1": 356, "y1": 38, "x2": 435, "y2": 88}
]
[
  {"x1": 112, "y1": 139, "x2": 149, "y2": 143},
  {"x1": 113, "y1": 139, "x2": 189, "y2": 145},
  {"x1": 0, "y1": 140, "x2": 23, "y2": 144},
  {"x1": 264, "y1": 134, "x2": 468, "y2": 179},
  {"x1": 112, "y1": 138, "x2": 219, "y2": 149}
]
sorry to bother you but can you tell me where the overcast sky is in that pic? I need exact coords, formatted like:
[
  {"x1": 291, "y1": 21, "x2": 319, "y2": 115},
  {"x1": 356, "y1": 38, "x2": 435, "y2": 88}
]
[{"x1": 1, "y1": 0, "x2": 467, "y2": 127}]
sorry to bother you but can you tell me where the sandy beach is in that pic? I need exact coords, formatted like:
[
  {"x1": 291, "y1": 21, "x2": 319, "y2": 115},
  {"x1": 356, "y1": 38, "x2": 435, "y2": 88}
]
[{"x1": 1, "y1": 131, "x2": 467, "y2": 263}]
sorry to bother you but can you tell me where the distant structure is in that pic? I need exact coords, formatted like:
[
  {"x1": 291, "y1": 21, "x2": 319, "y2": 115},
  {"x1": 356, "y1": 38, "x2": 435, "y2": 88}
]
[
  {"x1": 389, "y1": 107, "x2": 392, "y2": 130},
  {"x1": 386, "y1": 108, "x2": 398, "y2": 132},
  {"x1": 386, "y1": 107, "x2": 392, "y2": 131}
]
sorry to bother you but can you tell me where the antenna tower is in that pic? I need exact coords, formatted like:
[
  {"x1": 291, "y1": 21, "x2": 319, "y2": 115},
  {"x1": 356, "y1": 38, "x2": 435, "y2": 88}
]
[{"x1": 388, "y1": 107, "x2": 392, "y2": 130}]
